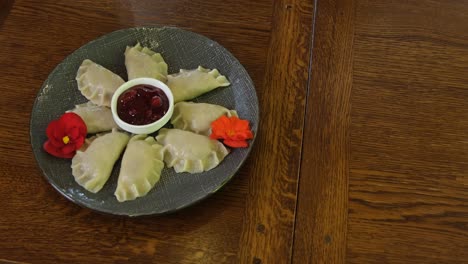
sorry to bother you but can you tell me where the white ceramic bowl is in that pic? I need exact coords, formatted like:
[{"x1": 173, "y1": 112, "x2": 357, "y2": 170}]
[{"x1": 111, "y1": 78, "x2": 174, "y2": 134}]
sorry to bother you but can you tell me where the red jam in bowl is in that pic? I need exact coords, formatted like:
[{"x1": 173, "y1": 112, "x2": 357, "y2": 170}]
[{"x1": 117, "y1": 84, "x2": 169, "y2": 125}]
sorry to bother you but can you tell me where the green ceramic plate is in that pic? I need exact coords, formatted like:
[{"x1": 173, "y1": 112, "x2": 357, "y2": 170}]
[{"x1": 30, "y1": 26, "x2": 258, "y2": 216}]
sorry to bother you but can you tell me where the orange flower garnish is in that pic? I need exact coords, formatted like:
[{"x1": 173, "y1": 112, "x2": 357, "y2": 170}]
[{"x1": 210, "y1": 116, "x2": 254, "y2": 148}]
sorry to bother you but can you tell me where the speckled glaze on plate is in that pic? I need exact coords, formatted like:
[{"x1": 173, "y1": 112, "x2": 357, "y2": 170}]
[{"x1": 30, "y1": 26, "x2": 258, "y2": 216}]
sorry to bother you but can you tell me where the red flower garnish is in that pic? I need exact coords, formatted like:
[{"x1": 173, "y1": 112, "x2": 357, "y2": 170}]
[
  {"x1": 43, "y1": 112, "x2": 87, "y2": 158},
  {"x1": 210, "y1": 116, "x2": 254, "y2": 148}
]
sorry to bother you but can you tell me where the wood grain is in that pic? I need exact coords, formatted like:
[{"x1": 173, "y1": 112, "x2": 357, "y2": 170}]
[
  {"x1": 347, "y1": 1, "x2": 468, "y2": 263},
  {"x1": 293, "y1": 0, "x2": 468, "y2": 263},
  {"x1": 238, "y1": 0, "x2": 315, "y2": 262},
  {"x1": 292, "y1": 0, "x2": 354, "y2": 263}
]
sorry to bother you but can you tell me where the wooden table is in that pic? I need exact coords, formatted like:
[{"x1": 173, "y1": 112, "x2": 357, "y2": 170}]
[{"x1": 1, "y1": 0, "x2": 467, "y2": 263}]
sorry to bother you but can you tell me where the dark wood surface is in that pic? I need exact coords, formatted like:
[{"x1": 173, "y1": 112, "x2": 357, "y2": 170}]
[
  {"x1": 347, "y1": 1, "x2": 468, "y2": 262},
  {"x1": 0, "y1": 0, "x2": 467, "y2": 263},
  {"x1": 293, "y1": 0, "x2": 355, "y2": 262},
  {"x1": 294, "y1": 0, "x2": 468, "y2": 263}
]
